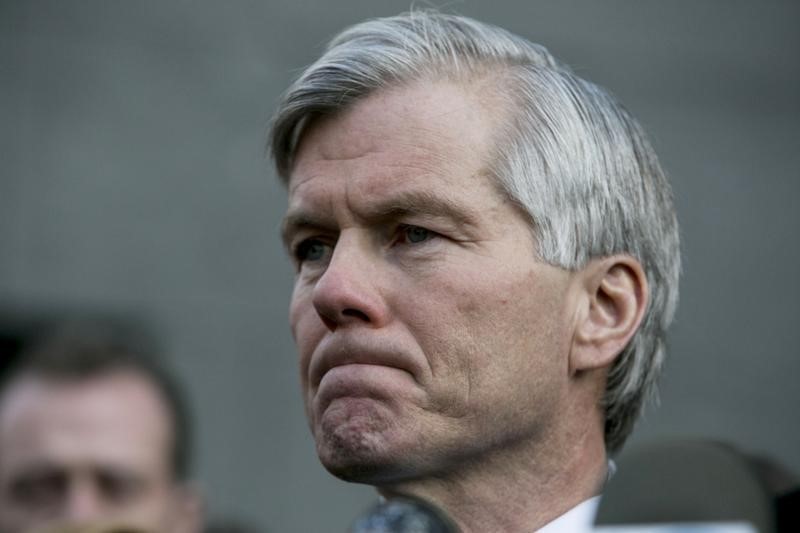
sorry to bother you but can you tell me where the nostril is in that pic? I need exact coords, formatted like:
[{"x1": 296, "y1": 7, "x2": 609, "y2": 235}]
[
  {"x1": 342, "y1": 308, "x2": 370, "y2": 322},
  {"x1": 319, "y1": 314, "x2": 338, "y2": 331},
  {"x1": 316, "y1": 308, "x2": 371, "y2": 332}
]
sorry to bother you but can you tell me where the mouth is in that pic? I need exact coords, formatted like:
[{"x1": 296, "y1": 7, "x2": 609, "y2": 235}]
[
  {"x1": 316, "y1": 363, "x2": 408, "y2": 403},
  {"x1": 306, "y1": 335, "x2": 429, "y2": 433},
  {"x1": 311, "y1": 362, "x2": 425, "y2": 431},
  {"x1": 308, "y1": 335, "x2": 421, "y2": 390}
]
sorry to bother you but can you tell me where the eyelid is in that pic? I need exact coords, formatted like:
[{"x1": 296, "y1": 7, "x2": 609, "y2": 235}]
[
  {"x1": 98, "y1": 471, "x2": 144, "y2": 501},
  {"x1": 394, "y1": 223, "x2": 441, "y2": 244},
  {"x1": 288, "y1": 229, "x2": 322, "y2": 250},
  {"x1": 292, "y1": 236, "x2": 335, "y2": 266},
  {"x1": 397, "y1": 222, "x2": 430, "y2": 233},
  {"x1": 396, "y1": 212, "x2": 461, "y2": 234},
  {"x1": 10, "y1": 470, "x2": 66, "y2": 506},
  {"x1": 283, "y1": 221, "x2": 331, "y2": 254}
]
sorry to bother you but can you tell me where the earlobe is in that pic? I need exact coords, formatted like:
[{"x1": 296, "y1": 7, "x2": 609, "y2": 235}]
[{"x1": 570, "y1": 256, "x2": 648, "y2": 374}]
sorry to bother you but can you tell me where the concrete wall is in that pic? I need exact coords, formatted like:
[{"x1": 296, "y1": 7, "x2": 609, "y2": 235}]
[{"x1": 2, "y1": 1, "x2": 798, "y2": 531}]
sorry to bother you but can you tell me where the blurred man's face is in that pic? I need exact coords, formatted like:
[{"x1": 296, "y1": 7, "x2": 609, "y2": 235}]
[
  {"x1": 0, "y1": 371, "x2": 197, "y2": 533},
  {"x1": 283, "y1": 79, "x2": 578, "y2": 483}
]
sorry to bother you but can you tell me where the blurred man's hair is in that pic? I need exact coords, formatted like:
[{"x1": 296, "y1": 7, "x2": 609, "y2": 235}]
[{"x1": 0, "y1": 322, "x2": 193, "y2": 480}]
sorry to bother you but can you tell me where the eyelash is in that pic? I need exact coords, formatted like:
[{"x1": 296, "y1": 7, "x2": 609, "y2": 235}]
[
  {"x1": 292, "y1": 238, "x2": 330, "y2": 264},
  {"x1": 396, "y1": 224, "x2": 433, "y2": 244},
  {"x1": 292, "y1": 224, "x2": 439, "y2": 265}
]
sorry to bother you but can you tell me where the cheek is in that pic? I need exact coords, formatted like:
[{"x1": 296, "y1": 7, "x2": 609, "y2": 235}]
[
  {"x1": 419, "y1": 266, "x2": 568, "y2": 377},
  {"x1": 289, "y1": 289, "x2": 319, "y2": 378},
  {"x1": 397, "y1": 272, "x2": 509, "y2": 384},
  {"x1": 288, "y1": 282, "x2": 308, "y2": 339},
  {"x1": 435, "y1": 266, "x2": 540, "y2": 336}
]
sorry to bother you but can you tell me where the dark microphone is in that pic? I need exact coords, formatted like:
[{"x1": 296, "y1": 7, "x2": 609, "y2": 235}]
[{"x1": 349, "y1": 496, "x2": 460, "y2": 533}]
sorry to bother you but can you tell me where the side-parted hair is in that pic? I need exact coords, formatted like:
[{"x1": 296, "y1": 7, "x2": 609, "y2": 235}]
[
  {"x1": 0, "y1": 322, "x2": 193, "y2": 480},
  {"x1": 269, "y1": 10, "x2": 680, "y2": 453}
]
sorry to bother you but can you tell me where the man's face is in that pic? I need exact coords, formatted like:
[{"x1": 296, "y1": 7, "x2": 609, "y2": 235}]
[
  {"x1": 0, "y1": 371, "x2": 196, "y2": 533},
  {"x1": 284, "y1": 80, "x2": 581, "y2": 482}
]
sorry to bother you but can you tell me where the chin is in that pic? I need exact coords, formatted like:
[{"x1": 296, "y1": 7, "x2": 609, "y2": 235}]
[
  {"x1": 315, "y1": 399, "x2": 418, "y2": 483},
  {"x1": 321, "y1": 448, "x2": 421, "y2": 485}
]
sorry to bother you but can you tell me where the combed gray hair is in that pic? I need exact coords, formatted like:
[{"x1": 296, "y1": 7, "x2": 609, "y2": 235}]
[{"x1": 269, "y1": 10, "x2": 680, "y2": 454}]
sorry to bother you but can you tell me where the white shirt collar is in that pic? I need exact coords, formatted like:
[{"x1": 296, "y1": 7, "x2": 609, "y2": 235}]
[
  {"x1": 535, "y1": 495, "x2": 601, "y2": 533},
  {"x1": 535, "y1": 459, "x2": 614, "y2": 532}
]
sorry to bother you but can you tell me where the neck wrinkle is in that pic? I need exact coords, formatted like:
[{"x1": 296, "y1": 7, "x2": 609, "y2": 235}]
[{"x1": 376, "y1": 424, "x2": 608, "y2": 533}]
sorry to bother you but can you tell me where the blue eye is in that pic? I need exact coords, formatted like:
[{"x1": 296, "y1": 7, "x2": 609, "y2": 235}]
[
  {"x1": 404, "y1": 225, "x2": 431, "y2": 243},
  {"x1": 295, "y1": 239, "x2": 328, "y2": 262}
]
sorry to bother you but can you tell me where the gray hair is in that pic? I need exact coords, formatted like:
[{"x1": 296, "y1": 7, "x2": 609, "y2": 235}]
[{"x1": 269, "y1": 10, "x2": 680, "y2": 454}]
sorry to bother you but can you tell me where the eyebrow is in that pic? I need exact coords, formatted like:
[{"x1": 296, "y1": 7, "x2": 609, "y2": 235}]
[{"x1": 281, "y1": 189, "x2": 479, "y2": 248}]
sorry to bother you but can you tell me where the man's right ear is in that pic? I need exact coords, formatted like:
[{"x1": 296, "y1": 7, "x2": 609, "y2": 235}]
[{"x1": 568, "y1": 255, "x2": 648, "y2": 375}]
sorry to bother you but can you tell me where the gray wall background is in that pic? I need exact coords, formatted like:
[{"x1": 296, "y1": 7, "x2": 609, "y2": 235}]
[{"x1": 1, "y1": 1, "x2": 798, "y2": 531}]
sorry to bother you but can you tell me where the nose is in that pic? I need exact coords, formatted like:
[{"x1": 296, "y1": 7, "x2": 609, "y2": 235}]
[
  {"x1": 63, "y1": 478, "x2": 104, "y2": 523},
  {"x1": 311, "y1": 233, "x2": 390, "y2": 331}
]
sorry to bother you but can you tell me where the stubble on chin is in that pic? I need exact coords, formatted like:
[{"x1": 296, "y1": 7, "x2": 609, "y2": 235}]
[{"x1": 315, "y1": 398, "x2": 409, "y2": 482}]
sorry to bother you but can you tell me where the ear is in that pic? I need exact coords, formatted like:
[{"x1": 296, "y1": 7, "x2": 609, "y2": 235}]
[{"x1": 569, "y1": 255, "x2": 648, "y2": 374}]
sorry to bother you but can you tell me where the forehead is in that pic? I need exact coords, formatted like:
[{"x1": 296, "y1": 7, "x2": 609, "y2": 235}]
[
  {"x1": 0, "y1": 372, "x2": 172, "y2": 477},
  {"x1": 288, "y1": 79, "x2": 502, "y2": 203}
]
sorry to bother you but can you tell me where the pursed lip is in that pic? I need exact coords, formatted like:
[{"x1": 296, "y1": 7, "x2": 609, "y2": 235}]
[{"x1": 308, "y1": 333, "x2": 422, "y2": 390}]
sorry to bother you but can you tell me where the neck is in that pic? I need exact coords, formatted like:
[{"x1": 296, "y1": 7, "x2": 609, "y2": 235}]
[{"x1": 377, "y1": 415, "x2": 608, "y2": 533}]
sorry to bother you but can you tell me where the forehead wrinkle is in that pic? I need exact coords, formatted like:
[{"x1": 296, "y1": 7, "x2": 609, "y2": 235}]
[
  {"x1": 353, "y1": 187, "x2": 481, "y2": 229},
  {"x1": 282, "y1": 174, "x2": 484, "y2": 247},
  {"x1": 297, "y1": 88, "x2": 486, "y2": 179},
  {"x1": 285, "y1": 81, "x2": 501, "y2": 243},
  {"x1": 282, "y1": 185, "x2": 338, "y2": 247}
]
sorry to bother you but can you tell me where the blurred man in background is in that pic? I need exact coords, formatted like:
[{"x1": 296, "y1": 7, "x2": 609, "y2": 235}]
[
  {"x1": 0, "y1": 325, "x2": 202, "y2": 533},
  {"x1": 271, "y1": 10, "x2": 679, "y2": 533}
]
